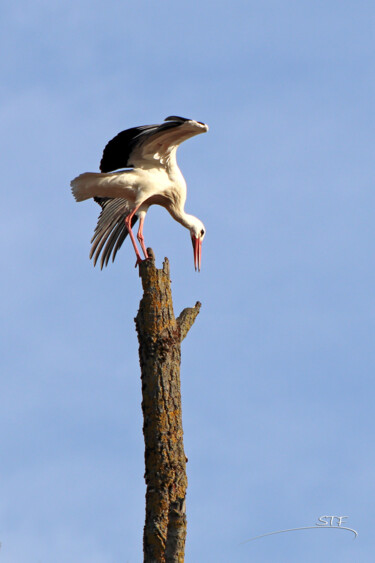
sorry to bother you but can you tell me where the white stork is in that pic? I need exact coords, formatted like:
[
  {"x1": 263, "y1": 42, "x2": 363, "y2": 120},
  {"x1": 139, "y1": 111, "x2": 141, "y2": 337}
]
[{"x1": 71, "y1": 116, "x2": 208, "y2": 270}]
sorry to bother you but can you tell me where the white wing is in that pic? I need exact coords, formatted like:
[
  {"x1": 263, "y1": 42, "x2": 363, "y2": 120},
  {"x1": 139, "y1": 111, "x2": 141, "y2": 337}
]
[{"x1": 100, "y1": 116, "x2": 208, "y2": 171}]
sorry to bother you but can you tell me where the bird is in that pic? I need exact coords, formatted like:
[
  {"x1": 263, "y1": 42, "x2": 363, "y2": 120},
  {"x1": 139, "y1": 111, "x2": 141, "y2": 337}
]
[{"x1": 70, "y1": 115, "x2": 208, "y2": 270}]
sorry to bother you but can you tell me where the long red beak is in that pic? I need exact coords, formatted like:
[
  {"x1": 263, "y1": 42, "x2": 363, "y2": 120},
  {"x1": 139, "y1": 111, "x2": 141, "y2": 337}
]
[{"x1": 192, "y1": 236, "x2": 202, "y2": 271}]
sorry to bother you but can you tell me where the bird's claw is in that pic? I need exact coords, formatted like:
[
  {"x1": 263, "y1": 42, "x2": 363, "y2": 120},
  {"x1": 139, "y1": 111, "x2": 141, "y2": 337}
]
[
  {"x1": 135, "y1": 255, "x2": 153, "y2": 267},
  {"x1": 135, "y1": 257, "x2": 143, "y2": 268}
]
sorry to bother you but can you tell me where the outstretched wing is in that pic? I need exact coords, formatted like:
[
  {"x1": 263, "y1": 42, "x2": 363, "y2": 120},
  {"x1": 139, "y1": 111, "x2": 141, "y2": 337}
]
[
  {"x1": 92, "y1": 116, "x2": 207, "y2": 267},
  {"x1": 100, "y1": 116, "x2": 206, "y2": 172},
  {"x1": 90, "y1": 197, "x2": 138, "y2": 269}
]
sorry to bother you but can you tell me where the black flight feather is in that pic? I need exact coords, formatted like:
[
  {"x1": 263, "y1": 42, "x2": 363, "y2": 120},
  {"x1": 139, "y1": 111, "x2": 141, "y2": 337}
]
[{"x1": 99, "y1": 117, "x2": 187, "y2": 173}]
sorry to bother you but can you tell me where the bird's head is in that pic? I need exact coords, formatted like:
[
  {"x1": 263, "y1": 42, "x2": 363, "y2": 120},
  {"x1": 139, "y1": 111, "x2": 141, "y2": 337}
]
[{"x1": 190, "y1": 219, "x2": 206, "y2": 272}]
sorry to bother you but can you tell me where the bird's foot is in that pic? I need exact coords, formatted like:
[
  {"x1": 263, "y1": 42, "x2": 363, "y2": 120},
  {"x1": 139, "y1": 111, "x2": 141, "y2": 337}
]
[
  {"x1": 135, "y1": 257, "x2": 143, "y2": 268},
  {"x1": 135, "y1": 255, "x2": 153, "y2": 268}
]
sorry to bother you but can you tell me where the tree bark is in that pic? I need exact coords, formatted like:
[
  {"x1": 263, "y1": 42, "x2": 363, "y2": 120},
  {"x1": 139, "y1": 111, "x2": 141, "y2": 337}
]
[{"x1": 135, "y1": 249, "x2": 201, "y2": 563}]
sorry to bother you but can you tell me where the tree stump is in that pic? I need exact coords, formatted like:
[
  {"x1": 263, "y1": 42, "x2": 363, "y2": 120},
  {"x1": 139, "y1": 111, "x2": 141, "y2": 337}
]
[{"x1": 135, "y1": 249, "x2": 201, "y2": 562}]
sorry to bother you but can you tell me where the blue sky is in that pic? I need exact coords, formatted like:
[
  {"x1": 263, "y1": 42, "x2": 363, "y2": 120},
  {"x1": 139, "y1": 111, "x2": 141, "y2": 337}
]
[{"x1": 1, "y1": 1, "x2": 374, "y2": 561}]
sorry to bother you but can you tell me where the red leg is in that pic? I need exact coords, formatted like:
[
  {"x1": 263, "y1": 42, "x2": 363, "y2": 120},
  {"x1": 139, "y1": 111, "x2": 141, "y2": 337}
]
[
  {"x1": 137, "y1": 215, "x2": 149, "y2": 259},
  {"x1": 124, "y1": 209, "x2": 143, "y2": 266}
]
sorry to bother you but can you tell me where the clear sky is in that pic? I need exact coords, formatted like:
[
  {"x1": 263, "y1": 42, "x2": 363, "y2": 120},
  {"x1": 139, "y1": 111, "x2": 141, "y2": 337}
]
[{"x1": 1, "y1": 1, "x2": 374, "y2": 561}]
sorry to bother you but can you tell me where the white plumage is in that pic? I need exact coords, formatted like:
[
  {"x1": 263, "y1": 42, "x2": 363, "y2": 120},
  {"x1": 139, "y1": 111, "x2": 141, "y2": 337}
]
[{"x1": 71, "y1": 116, "x2": 208, "y2": 270}]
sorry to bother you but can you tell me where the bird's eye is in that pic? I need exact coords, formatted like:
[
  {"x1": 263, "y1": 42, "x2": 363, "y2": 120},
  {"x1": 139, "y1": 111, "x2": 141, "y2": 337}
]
[{"x1": 200, "y1": 229, "x2": 205, "y2": 236}]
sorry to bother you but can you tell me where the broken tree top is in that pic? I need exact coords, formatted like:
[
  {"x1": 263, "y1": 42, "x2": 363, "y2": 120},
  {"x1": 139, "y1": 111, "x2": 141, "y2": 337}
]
[{"x1": 135, "y1": 249, "x2": 201, "y2": 561}]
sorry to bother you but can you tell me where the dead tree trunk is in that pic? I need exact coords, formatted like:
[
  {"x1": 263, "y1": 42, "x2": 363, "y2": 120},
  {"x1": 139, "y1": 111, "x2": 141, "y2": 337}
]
[{"x1": 135, "y1": 249, "x2": 201, "y2": 563}]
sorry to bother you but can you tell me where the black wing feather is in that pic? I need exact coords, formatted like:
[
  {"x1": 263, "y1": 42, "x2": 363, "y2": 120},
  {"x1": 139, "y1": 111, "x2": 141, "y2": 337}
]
[
  {"x1": 100, "y1": 125, "x2": 152, "y2": 172},
  {"x1": 90, "y1": 198, "x2": 138, "y2": 268}
]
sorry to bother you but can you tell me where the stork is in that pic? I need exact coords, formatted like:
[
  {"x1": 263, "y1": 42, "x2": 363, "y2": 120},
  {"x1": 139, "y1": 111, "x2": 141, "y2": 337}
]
[{"x1": 71, "y1": 116, "x2": 208, "y2": 270}]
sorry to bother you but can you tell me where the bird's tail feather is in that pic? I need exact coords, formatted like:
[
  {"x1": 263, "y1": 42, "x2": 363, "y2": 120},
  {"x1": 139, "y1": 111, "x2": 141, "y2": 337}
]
[
  {"x1": 71, "y1": 171, "x2": 136, "y2": 201},
  {"x1": 71, "y1": 172, "x2": 106, "y2": 202}
]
